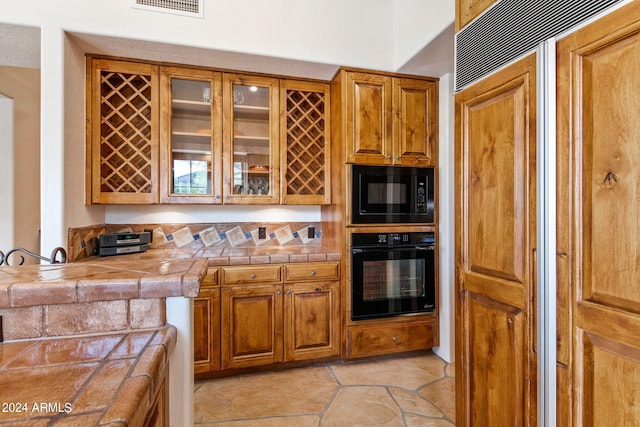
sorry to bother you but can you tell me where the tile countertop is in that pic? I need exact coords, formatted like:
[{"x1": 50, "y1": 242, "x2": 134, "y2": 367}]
[
  {"x1": 83, "y1": 245, "x2": 342, "y2": 267},
  {"x1": 0, "y1": 247, "x2": 340, "y2": 310},
  {"x1": 0, "y1": 325, "x2": 175, "y2": 426},
  {"x1": 0, "y1": 258, "x2": 208, "y2": 310}
]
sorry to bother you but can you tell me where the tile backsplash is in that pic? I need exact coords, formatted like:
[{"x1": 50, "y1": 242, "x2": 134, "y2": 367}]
[{"x1": 68, "y1": 222, "x2": 323, "y2": 262}]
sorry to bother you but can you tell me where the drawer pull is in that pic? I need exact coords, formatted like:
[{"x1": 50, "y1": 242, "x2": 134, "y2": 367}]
[
  {"x1": 315, "y1": 287, "x2": 322, "y2": 292},
  {"x1": 250, "y1": 274, "x2": 256, "y2": 279},
  {"x1": 310, "y1": 271, "x2": 316, "y2": 276},
  {"x1": 392, "y1": 336, "x2": 397, "y2": 342}
]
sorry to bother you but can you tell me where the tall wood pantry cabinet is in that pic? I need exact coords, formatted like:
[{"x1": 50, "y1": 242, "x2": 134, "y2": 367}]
[
  {"x1": 454, "y1": 53, "x2": 537, "y2": 426},
  {"x1": 556, "y1": 2, "x2": 640, "y2": 425},
  {"x1": 86, "y1": 56, "x2": 330, "y2": 205}
]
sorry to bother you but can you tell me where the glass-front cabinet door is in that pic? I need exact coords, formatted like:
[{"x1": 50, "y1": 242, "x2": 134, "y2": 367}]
[
  {"x1": 160, "y1": 67, "x2": 223, "y2": 203},
  {"x1": 223, "y1": 74, "x2": 280, "y2": 204}
]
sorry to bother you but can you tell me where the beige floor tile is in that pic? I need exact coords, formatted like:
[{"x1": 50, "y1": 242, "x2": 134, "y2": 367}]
[
  {"x1": 195, "y1": 415, "x2": 320, "y2": 426},
  {"x1": 388, "y1": 387, "x2": 443, "y2": 418},
  {"x1": 405, "y1": 414, "x2": 456, "y2": 427},
  {"x1": 321, "y1": 386, "x2": 404, "y2": 427},
  {"x1": 418, "y1": 377, "x2": 456, "y2": 421},
  {"x1": 194, "y1": 366, "x2": 338, "y2": 423},
  {"x1": 330, "y1": 353, "x2": 446, "y2": 390},
  {"x1": 194, "y1": 352, "x2": 456, "y2": 426}
]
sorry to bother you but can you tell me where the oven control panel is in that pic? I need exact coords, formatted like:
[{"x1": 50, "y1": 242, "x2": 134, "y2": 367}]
[{"x1": 351, "y1": 232, "x2": 434, "y2": 248}]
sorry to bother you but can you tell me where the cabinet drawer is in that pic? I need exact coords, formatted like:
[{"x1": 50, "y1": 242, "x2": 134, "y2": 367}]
[
  {"x1": 221, "y1": 265, "x2": 282, "y2": 285},
  {"x1": 346, "y1": 321, "x2": 434, "y2": 359},
  {"x1": 284, "y1": 262, "x2": 340, "y2": 282}
]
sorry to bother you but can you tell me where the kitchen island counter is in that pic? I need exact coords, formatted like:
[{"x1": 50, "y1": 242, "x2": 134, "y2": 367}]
[
  {"x1": 0, "y1": 325, "x2": 175, "y2": 426},
  {"x1": 0, "y1": 257, "x2": 208, "y2": 310}
]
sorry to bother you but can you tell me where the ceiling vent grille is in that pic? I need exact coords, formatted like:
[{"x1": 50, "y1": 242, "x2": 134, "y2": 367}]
[
  {"x1": 133, "y1": 0, "x2": 203, "y2": 18},
  {"x1": 455, "y1": 0, "x2": 624, "y2": 91}
]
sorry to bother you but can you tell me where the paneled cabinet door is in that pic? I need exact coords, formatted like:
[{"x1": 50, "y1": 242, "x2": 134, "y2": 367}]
[
  {"x1": 557, "y1": 2, "x2": 640, "y2": 425},
  {"x1": 193, "y1": 288, "x2": 220, "y2": 375},
  {"x1": 393, "y1": 78, "x2": 437, "y2": 166},
  {"x1": 284, "y1": 281, "x2": 340, "y2": 362},
  {"x1": 223, "y1": 74, "x2": 280, "y2": 204},
  {"x1": 456, "y1": 0, "x2": 496, "y2": 30},
  {"x1": 221, "y1": 285, "x2": 284, "y2": 369},
  {"x1": 160, "y1": 67, "x2": 223, "y2": 204},
  {"x1": 344, "y1": 71, "x2": 394, "y2": 165},
  {"x1": 88, "y1": 58, "x2": 159, "y2": 204},
  {"x1": 280, "y1": 80, "x2": 331, "y2": 205},
  {"x1": 455, "y1": 53, "x2": 537, "y2": 426}
]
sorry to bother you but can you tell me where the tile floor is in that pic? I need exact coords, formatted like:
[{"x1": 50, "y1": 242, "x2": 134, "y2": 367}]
[{"x1": 194, "y1": 351, "x2": 455, "y2": 426}]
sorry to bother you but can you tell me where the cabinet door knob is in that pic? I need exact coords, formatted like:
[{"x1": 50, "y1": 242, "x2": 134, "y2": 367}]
[
  {"x1": 392, "y1": 336, "x2": 397, "y2": 342},
  {"x1": 286, "y1": 289, "x2": 291, "y2": 295},
  {"x1": 396, "y1": 155, "x2": 401, "y2": 160},
  {"x1": 250, "y1": 274, "x2": 256, "y2": 279},
  {"x1": 310, "y1": 271, "x2": 316, "y2": 276},
  {"x1": 386, "y1": 155, "x2": 392, "y2": 159},
  {"x1": 276, "y1": 290, "x2": 282, "y2": 295}
]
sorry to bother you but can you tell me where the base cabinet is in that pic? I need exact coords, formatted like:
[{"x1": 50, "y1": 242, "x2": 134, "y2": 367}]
[
  {"x1": 193, "y1": 268, "x2": 221, "y2": 374},
  {"x1": 196, "y1": 262, "x2": 340, "y2": 377},
  {"x1": 284, "y1": 281, "x2": 340, "y2": 362},
  {"x1": 221, "y1": 284, "x2": 284, "y2": 369},
  {"x1": 345, "y1": 319, "x2": 436, "y2": 360},
  {"x1": 193, "y1": 288, "x2": 221, "y2": 374}
]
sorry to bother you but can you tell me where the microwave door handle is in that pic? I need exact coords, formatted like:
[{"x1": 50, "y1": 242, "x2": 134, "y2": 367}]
[{"x1": 414, "y1": 245, "x2": 435, "y2": 251}]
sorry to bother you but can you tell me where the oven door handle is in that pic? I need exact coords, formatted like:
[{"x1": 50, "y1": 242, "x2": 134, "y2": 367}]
[{"x1": 414, "y1": 245, "x2": 435, "y2": 251}]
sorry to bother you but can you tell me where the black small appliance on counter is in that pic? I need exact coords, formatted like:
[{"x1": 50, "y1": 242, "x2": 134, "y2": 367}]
[{"x1": 95, "y1": 232, "x2": 151, "y2": 256}]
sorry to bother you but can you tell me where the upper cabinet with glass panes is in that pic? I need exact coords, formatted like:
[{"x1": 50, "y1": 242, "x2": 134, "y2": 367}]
[
  {"x1": 87, "y1": 57, "x2": 333, "y2": 206},
  {"x1": 160, "y1": 67, "x2": 223, "y2": 204},
  {"x1": 223, "y1": 74, "x2": 280, "y2": 204}
]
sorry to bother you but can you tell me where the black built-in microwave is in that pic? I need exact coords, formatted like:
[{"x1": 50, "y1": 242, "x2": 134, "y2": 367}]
[{"x1": 351, "y1": 165, "x2": 434, "y2": 224}]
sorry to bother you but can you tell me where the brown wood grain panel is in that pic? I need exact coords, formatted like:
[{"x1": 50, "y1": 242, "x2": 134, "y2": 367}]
[
  {"x1": 556, "y1": 2, "x2": 640, "y2": 424},
  {"x1": 455, "y1": 52, "x2": 536, "y2": 426}
]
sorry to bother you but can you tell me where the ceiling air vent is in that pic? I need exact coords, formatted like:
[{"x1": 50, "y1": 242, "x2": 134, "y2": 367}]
[
  {"x1": 455, "y1": 0, "x2": 624, "y2": 91},
  {"x1": 133, "y1": 0, "x2": 203, "y2": 18}
]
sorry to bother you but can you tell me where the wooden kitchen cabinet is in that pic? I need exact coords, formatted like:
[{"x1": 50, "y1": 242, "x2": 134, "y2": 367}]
[
  {"x1": 218, "y1": 262, "x2": 340, "y2": 371},
  {"x1": 284, "y1": 280, "x2": 340, "y2": 361},
  {"x1": 87, "y1": 56, "x2": 331, "y2": 206},
  {"x1": 223, "y1": 73, "x2": 280, "y2": 204},
  {"x1": 87, "y1": 58, "x2": 160, "y2": 204},
  {"x1": 393, "y1": 77, "x2": 438, "y2": 166},
  {"x1": 221, "y1": 284, "x2": 284, "y2": 369},
  {"x1": 280, "y1": 79, "x2": 331, "y2": 205},
  {"x1": 333, "y1": 68, "x2": 437, "y2": 167},
  {"x1": 556, "y1": 3, "x2": 640, "y2": 425},
  {"x1": 160, "y1": 67, "x2": 223, "y2": 204},
  {"x1": 455, "y1": 53, "x2": 537, "y2": 426},
  {"x1": 193, "y1": 268, "x2": 220, "y2": 374},
  {"x1": 346, "y1": 320, "x2": 435, "y2": 359},
  {"x1": 456, "y1": 0, "x2": 496, "y2": 31}
]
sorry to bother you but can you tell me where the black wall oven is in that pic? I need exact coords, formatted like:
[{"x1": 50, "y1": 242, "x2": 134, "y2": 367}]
[
  {"x1": 351, "y1": 165, "x2": 435, "y2": 224},
  {"x1": 351, "y1": 231, "x2": 436, "y2": 320}
]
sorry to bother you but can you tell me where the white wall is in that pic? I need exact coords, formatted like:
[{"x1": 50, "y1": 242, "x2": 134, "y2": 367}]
[
  {"x1": 0, "y1": 95, "x2": 14, "y2": 251},
  {"x1": 0, "y1": 67, "x2": 41, "y2": 261},
  {"x1": 3, "y1": 0, "x2": 395, "y2": 71},
  {"x1": 393, "y1": 0, "x2": 455, "y2": 70}
]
